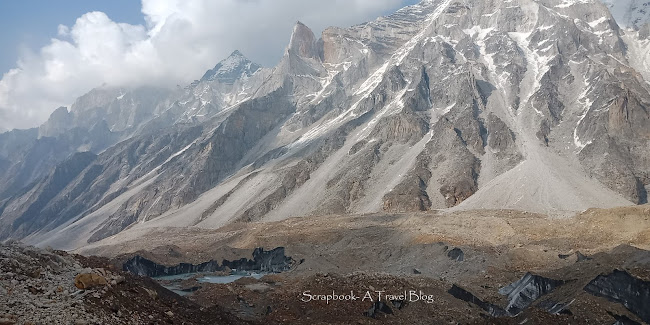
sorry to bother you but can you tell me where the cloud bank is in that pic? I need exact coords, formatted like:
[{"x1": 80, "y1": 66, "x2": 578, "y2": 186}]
[{"x1": 0, "y1": 0, "x2": 410, "y2": 131}]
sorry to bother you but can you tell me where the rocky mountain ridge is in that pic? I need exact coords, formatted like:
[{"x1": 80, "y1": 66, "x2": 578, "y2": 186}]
[{"x1": 0, "y1": 0, "x2": 648, "y2": 250}]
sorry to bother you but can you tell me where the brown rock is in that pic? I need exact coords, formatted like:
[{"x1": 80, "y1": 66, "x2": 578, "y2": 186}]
[
  {"x1": 27, "y1": 285, "x2": 42, "y2": 294},
  {"x1": 143, "y1": 287, "x2": 158, "y2": 300},
  {"x1": 28, "y1": 268, "x2": 42, "y2": 279},
  {"x1": 74, "y1": 273, "x2": 108, "y2": 290},
  {"x1": 0, "y1": 318, "x2": 16, "y2": 325}
]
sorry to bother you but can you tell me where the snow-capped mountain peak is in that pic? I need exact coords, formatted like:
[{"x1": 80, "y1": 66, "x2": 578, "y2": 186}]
[{"x1": 200, "y1": 50, "x2": 262, "y2": 84}]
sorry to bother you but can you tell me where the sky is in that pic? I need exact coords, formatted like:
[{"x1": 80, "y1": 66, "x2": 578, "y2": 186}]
[{"x1": 0, "y1": 0, "x2": 420, "y2": 132}]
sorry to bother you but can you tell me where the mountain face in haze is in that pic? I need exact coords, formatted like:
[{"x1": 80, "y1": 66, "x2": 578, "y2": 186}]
[
  {"x1": 0, "y1": 52, "x2": 268, "y2": 204},
  {"x1": 0, "y1": 0, "x2": 648, "y2": 249},
  {"x1": 601, "y1": 0, "x2": 650, "y2": 30}
]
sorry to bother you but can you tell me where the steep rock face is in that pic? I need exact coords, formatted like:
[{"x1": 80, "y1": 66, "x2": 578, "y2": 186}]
[
  {"x1": 38, "y1": 107, "x2": 73, "y2": 138},
  {"x1": 238, "y1": 130, "x2": 347, "y2": 222},
  {"x1": 578, "y1": 75, "x2": 650, "y2": 204},
  {"x1": 288, "y1": 22, "x2": 320, "y2": 60}
]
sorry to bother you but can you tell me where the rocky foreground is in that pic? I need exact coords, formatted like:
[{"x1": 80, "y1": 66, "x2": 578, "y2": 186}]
[
  {"x1": 2, "y1": 242, "x2": 650, "y2": 324},
  {"x1": 1, "y1": 206, "x2": 650, "y2": 324},
  {"x1": 0, "y1": 242, "x2": 251, "y2": 324},
  {"x1": 117, "y1": 245, "x2": 650, "y2": 325}
]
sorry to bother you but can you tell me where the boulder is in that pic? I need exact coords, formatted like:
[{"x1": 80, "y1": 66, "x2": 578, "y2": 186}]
[
  {"x1": 447, "y1": 248, "x2": 465, "y2": 262},
  {"x1": 0, "y1": 315, "x2": 16, "y2": 325},
  {"x1": 142, "y1": 287, "x2": 158, "y2": 300},
  {"x1": 74, "y1": 273, "x2": 108, "y2": 290}
]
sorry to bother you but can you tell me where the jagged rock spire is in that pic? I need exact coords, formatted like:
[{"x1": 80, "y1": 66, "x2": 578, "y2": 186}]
[{"x1": 287, "y1": 21, "x2": 318, "y2": 59}]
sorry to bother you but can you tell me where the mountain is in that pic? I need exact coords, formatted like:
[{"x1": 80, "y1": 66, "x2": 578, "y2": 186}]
[
  {"x1": 200, "y1": 50, "x2": 262, "y2": 84},
  {"x1": 0, "y1": 53, "x2": 267, "y2": 205},
  {"x1": 0, "y1": 0, "x2": 648, "y2": 251}
]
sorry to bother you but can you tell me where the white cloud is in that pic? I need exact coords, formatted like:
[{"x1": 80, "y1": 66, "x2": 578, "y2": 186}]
[{"x1": 0, "y1": 0, "x2": 410, "y2": 131}]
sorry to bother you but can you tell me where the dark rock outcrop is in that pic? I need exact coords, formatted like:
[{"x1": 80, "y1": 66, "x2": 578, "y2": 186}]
[
  {"x1": 584, "y1": 270, "x2": 650, "y2": 323},
  {"x1": 447, "y1": 248, "x2": 465, "y2": 262},
  {"x1": 610, "y1": 312, "x2": 642, "y2": 325},
  {"x1": 364, "y1": 301, "x2": 394, "y2": 318},
  {"x1": 450, "y1": 273, "x2": 567, "y2": 318},
  {"x1": 123, "y1": 247, "x2": 294, "y2": 277},
  {"x1": 123, "y1": 256, "x2": 221, "y2": 278},
  {"x1": 447, "y1": 285, "x2": 508, "y2": 317},
  {"x1": 498, "y1": 273, "x2": 567, "y2": 315}
]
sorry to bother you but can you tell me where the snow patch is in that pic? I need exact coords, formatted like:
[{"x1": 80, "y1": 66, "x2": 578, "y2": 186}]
[
  {"x1": 573, "y1": 76, "x2": 595, "y2": 151},
  {"x1": 509, "y1": 31, "x2": 556, "y2": 116},
  {"x1": 588, "y1": 17, "x2": 608, "y2": 28},
  {"x1": 555, "y1": 0, "x2": 591, "y2": 9}
]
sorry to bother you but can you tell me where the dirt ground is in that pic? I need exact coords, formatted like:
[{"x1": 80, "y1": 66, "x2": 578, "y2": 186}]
[
  {"x1": 184, "y1": 246, "x2": 650, "y2": 325},
  {"x1": 80, "y1": 205, "x2": 650, "y2": 274}
]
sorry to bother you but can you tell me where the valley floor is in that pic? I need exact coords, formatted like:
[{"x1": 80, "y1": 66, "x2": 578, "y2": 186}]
[
  {"x1": 82, "y1": 205, "x2": 650, "y2": 274},
  {"x1": 71, "y1": 205, "x2": 650, "y2": 324}
]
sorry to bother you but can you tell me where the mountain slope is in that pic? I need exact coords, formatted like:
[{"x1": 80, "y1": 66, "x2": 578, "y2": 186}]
[{"x1": 0, "y1": 0, "x2": 648, "y2": 250}]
